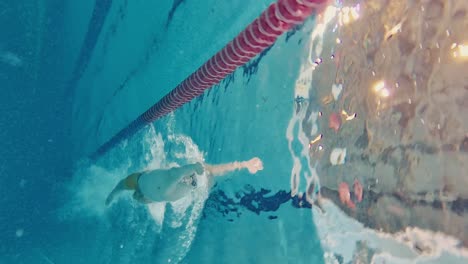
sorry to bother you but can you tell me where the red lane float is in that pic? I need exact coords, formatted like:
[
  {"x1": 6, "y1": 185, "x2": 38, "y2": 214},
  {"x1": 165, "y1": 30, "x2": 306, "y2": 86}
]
[{"x1": 92, "y1": 0, "x2": 329, "y2": 159}]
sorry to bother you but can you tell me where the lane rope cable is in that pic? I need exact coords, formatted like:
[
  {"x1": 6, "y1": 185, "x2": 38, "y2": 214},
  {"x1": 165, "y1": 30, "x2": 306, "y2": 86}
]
[{"x1": 91, "y1": 0, "x2": 329, "y2": 160}]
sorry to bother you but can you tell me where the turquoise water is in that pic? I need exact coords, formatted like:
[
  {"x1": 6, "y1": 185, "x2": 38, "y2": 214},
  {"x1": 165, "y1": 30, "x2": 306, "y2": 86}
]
[
  {"x1": 1, "y1": 0, "x2": 325, "y2": 263},
  {"x1": 4, "y1": 0, "x2": 468, "y2": 263}
]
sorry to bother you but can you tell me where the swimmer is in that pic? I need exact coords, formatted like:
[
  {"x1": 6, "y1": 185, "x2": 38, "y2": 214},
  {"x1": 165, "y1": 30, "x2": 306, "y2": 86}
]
[{"x1": 105, "y1": 157, "x2": 264, "y2": 205}]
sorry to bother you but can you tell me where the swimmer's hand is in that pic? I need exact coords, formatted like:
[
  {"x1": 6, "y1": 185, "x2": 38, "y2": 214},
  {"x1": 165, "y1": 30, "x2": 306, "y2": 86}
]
[{"x1": 242, "y1": 157, "x2": 264, "y2": 174}]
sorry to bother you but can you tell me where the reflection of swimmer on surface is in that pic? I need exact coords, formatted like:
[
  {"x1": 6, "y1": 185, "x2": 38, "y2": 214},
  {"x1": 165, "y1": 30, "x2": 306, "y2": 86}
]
[{"x1": 105, "y1": 157, "x2": 264, "y2": 205}]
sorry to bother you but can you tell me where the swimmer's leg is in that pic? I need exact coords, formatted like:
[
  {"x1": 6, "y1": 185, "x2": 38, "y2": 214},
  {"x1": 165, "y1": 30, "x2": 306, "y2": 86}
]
[{"x1": 105, "y1": 172, "x2": 142, "y2": 206}]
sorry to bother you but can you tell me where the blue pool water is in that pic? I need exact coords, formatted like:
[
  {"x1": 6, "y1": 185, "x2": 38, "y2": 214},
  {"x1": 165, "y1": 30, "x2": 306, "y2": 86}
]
[
  {"x1": 1, "y1": 0, "x2": 324, "y2": 263},
  {"x1": 3, "y1": 0, "x2": 468, "y2": 263}
]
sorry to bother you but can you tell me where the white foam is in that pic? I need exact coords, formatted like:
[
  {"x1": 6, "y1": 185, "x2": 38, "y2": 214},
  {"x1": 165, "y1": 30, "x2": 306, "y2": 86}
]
[
  {"x1": 147, "y1": 202, "x2": 166, "y2": 232},
  {"x1": 62, "y1": 163, "x2": 132, "y2": 218},
  {"x1": 313, "y1": 199, "x2": 468, "y2": 264},
  {"x1": 169, "y1": 196, "x2": 194, "y2": 228},
  {"x1": 0, "y1": 50, "x2": 22, "y2": 67},
  {"x1": 143, "y1": 125, "x2": 169, "y2": 170},
  {"x1": 142, "y1": 124, "x2": 208, "y2": 262},
  {"x1": 63, "y1": 120, "x2": 208, "y2": 263}
]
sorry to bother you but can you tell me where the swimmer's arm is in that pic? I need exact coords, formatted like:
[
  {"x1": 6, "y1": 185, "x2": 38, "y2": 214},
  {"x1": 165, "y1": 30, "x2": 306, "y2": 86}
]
[
  {"x1": 204, "y1": 157, "x2": 264, "y2": 177},
  {"x1": 203, "y1": 162, "x2": 242, "y2": 177}
]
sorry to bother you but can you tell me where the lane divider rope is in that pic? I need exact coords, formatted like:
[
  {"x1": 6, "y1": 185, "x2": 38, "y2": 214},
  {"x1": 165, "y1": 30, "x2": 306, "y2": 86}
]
[{"x1": 92, "y1": 0, "x2": 328, "y2": 159}]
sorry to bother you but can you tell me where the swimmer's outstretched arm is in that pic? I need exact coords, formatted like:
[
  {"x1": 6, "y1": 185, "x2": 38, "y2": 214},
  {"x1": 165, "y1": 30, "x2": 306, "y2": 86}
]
[
  {"x1": 105, "y1": 172, "x2": 143, "y2": 206},
  {"x1": 204, "y1": 157, "x2": 263, "y2": 177}
]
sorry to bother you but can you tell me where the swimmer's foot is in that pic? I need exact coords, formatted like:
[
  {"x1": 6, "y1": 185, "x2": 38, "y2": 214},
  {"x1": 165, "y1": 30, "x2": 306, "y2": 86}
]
[
  {"x1": 243, "y1": 157, "x2": 264, "y2": 174},
  {"x1": 105, "y1": 189, "x2": 118, "y2": 206},
  {"x1": 105, "y1": 194, "x2": 113, "y2": 206}
]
